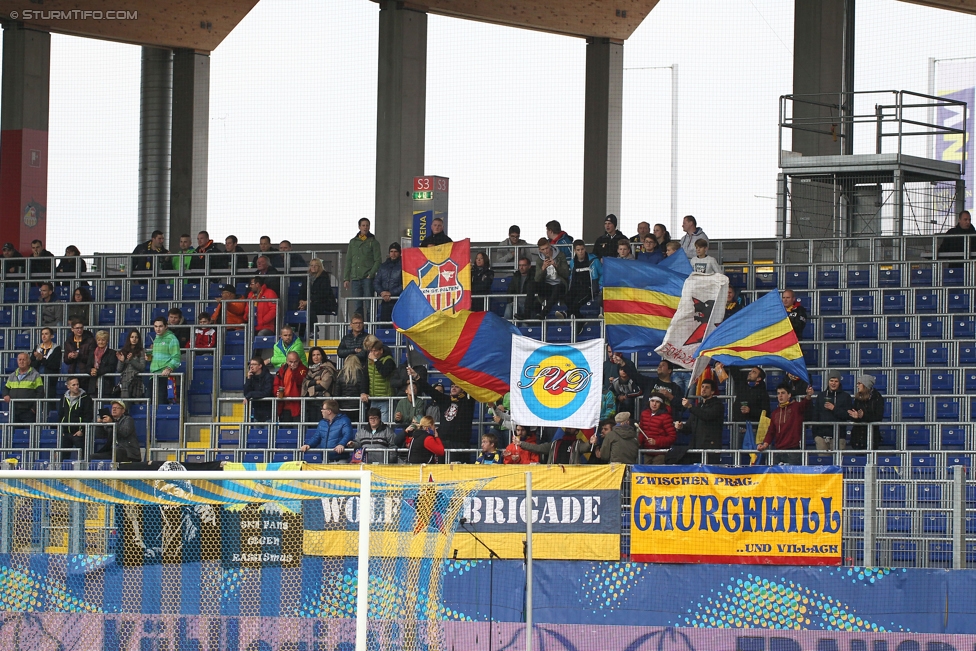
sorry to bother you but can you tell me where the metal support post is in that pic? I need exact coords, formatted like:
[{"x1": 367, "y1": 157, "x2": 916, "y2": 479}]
[
  {"x1": 892, "y1": 169, "x2": 904, "y2": 236},
  {"x1": 953, "y1": 469, "x2": 965, "y2": 570},
  {"x1": 863, "y1": 464, "x2": 876, "y2": 567},
  {"x1": 525, "y1": 471, "x2": 533, "y2": 651},
  {"x1": 68, "y1": 500, "x2": 84, "y2": 555},
  {"x1": 776, "y1": 173, "x2": 789, "y2": 238}
]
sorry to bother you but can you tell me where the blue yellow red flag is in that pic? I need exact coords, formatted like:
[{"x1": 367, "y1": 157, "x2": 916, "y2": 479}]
[
  {"x1": 695, "y1": 289, "x2": 809, "y2": 382},
  {"x1": 659, "y1": 248, "x2": 693, "y2": 277},
  {"x1": 401, "y1": 239, "x2": 472, "y2": 312},
  {"x1": 602, "y1": 257, "x2": 686, "y2": 353},
  {"x1": 392, "y1": 283, "x2": 518, "y2": 403}
]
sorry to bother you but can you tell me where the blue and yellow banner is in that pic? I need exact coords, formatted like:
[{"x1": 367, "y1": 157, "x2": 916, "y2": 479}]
[
  {"x1": 304, "y1": 464, "x2": 625, "y2": 560},
  {"x1": 402, "y1": 238, "x2": 471, "y2": 312},
  {"x1": 603, "y1": 257, "x2": 686, "y2": 353},
  {"x1": 630, "y1": 465, "x2": 842, "y2": 565}
]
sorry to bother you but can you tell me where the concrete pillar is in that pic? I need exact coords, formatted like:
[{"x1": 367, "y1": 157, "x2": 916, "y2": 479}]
[
  {"x1": 138, "y1": 47, "x2": 173, "y2": 244},
  {"x1": 170, "y1": 49, "x2": 209, "y2": 250},
  {"x1": 0, "y1": 24, "x2": 51, "y2": 254},
  {"x1": 374, "y1": 1, "x2": 427, "y2": 252},
  {"x1": 581, "y1": 38, "x2": 623, "y2": 244}
]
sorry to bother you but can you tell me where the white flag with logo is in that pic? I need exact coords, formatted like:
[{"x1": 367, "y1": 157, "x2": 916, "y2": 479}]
[
  {"x1": 655, "y1": 272, "x2": 729, "y2": 369},
  {"x1": 509, "y1": 335, "x2": 604, "y2": 429}
]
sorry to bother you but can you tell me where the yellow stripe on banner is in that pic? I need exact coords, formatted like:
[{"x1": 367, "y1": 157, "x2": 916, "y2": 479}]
[
  {"x1": 603, "y1": 313, "x2": 672, "y2": 330},
  {"x1": 703, "y1": 344, "x2": 804, "y2": 361},
  {"x1": 603, "y1": 286, "x2": 681, "y2": 309},
  {"x1": 731, "y1": 320, "x2": 794, "y2": 347}
]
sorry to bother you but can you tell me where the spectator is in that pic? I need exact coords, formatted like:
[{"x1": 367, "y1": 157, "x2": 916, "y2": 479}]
[
  {"x1": 653, "y1": 223, "x2": 671, "y2": 248},
  {"x1": 408, "y1": 366, "x2": 476, "y2": 451},
  {"x1": 57, "y1": 376, "x2": 94, "y2": 459},
  {"x1": 55, "y1": 245, "x2": 87, "y2": 279},
  {"x1": 248, "y1": 276, "x2": 279, "y2": 336},
  {"x1": 664, "y1": 241, "x2": 682, "y2": 257},
  {"x1": 115, "y1": 330, "x2": 147, "y2": 399},
  {"x1": 679, "y1": 215, "x2": 708, "y2": 259},
  {"x1": 781, "y1": 289, "x2": 808, "y2": 340},
  {"x1": 938, "y1": 210, "x2": 975, "y2": 256},
  {"x1": 403, "y1": 415, "x2": 445, "y2": 464},
  {"x1": 373, "y1": 243, "x2": 403, "y2": 322},
  {"x1": 212, "y1": 284, "x2": 248, "y2": 327},
  {"x1": 2, "y1": 242, "x2": 25, "y2": 280},
  {"x1": 3, "y1": 352, "x2": 44, "y2": 422},
  {"x1": 517, "y1": 427, "x2": 591, "y2": 464},
  {"x1": 148, "y1": 316, "x2": 181, "y2": 405},
  {"x1": 502, "y1": 425, "x2": 540, "y2": 464},
  {"x1": 252, "y1": 236, "x2": 282, "y2": 268},
  {"x1": 603, "y1": 344, "x2": 620, "y2": 392},
  {"x1": 725, "y1": 286, "x2": 745, "y2": 319},
  {"x1": 714, "y1": 362, "x2": 769, "y2": 449},
  {"x1": 301, "y1": 258, "x2": 338, "y2": 323},
  {"x1": 757, "y1": 384, "x2": 812, "y2": 465},
  {"x1": 171, "y1": 233, "x2": 195, "y2": 271},
  {"x1": 189, "y1": 230, "x2": 222, "y2": 272},
  {"x1": 362, "y1": 337, "x2": 396, "y2": 422},
  {"x1": 131, "y1": 230, "x2": 169, "y2": 272},
  {"x1": 167, "y1": 307, "x2": 191, "y2": 348},
  {"x1": 90, "y1": 330, "x2": 118, "y2": 398},
  {"x1": 193, "y1": 313, "x2": 217, "y2": 350},
  {"x1": 471, "y1": 251, "x2": 494, "y2": 311},
  {"x1": 91, "y1": 400, "x2": 141, "y2": 462},
  {"x1": 254, "y1": 254, "x2": 281, "y2": 295},
  {"x1": 67, "y1": 285, "x2": 92, "y2": 326},
  {"x1": 615, "y1": 239, "x2": 634, "y2": 260},
  {"x1": 637, "y1": 235, "x2": 664, "y2": 264},
  {"x1": 810, "y1": 371, "x2": 853, "y2": 450},
  {"x1": 638, "y1": 394, "x2": 677, "y2": 463},
  {"x1": 344, "y1": 218, "x2": 382, "y2": 319},
  {"x1": 64, "y1": 319, "x2": 96, "y2": 375},
  {"x1": 36, "y1": 281, "x2": 64, "y2": 327},
  {"x1": 421, "y1": 216, "x2": 452, "y2": 247},
  {"x1": 278, "y1": 240, "x2": 307, "y2": 270},
  {"x1": 337, "y1": 314, "x2": 368, "y2": 359},
  {"x1": 334, "y1": 355, "x2": 368, "y2": 424},
  {"x1": 531, "y1": 238, "x2": 569, "y2": 319},
  {"x1": 691, "y1": 239, "x2": 722, "y2": 274},
  {"x1": 848, "y1": 374, "x2": 884, "y2": 450},
  {"x1": 615, "y1": 354, "x2": 684, "y2": 413},
  {"x1": 610, "y1": 366, "x2": 642, "y2": 416},
  {"x1": 591, "y1": 412, "x2": 639, "y2": 464},
  {"x1": 593, "y1": 214, "x2": 628, "y2": 259},
  {"x1": 393, "y1": 381, "x2": 437, "y2": 434},
  {"x1": 348, "y1": 407, "x2": 397, "y2": 463},
  {"x1": 495, "y1": 225, "x2": 527, "y2": 265},
  {"x1": 475, "y1": 433, "x2": 503, "y2": 464},
  {"x1": 545, "y1": 220, "x2": 574, "y2": 259},
  {"x1": 302, "y1": 347, "x2": 337, "y2": 402},
  {"x1": 587, "y1": 419, "x2": 615, "y2": 460},
  {"x1": 504, "y1": 257, "x2": 538, "y2": 320},
  {"x1": 676, "y1": 379, "x2": 723, "y2": 462},
  {"x1": 28, "y1": 239, "x2": 55, "y2": 280},
  {"x1": 302, "y1": 399, "x2": 355, "y2": 461},
  {"x1": 269, "y1": 325, "x2": 307, "y2": 370},
  {"x1": 630, "y1": 221, "x2": 652, "y2": 246},
  {"x1": 223, "y1": 235, "x2": 250, "y2": 273},
  {"x1": 30, "y1": 326, "x2": 62, "y2": 399},
  {"x1": 243, "y1": 356, "x2": 274, "y2": 421},
  {"x1": 273, "y1": 351, "x2": 308, "y2": 423}
]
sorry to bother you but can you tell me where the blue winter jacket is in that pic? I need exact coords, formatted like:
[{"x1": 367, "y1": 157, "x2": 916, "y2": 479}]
[{"x1": 305, "y1": 413, "x2": 355, "y2": 450}]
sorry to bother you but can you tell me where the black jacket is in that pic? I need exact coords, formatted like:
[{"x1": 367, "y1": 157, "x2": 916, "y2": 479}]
[
  {"x1": 684, "y1": 396, "x2": 724, "y2": 448},
  {"x1": 416, "y1": 377, "x2": 475, "y2": 448},
  {"x1": 308, "y1": 272, "x2": 338, "y2": 316},
  {"x1": 809, "y1": 387, "x2": 853, "y2": 438},
  {"x1": 850, "y1": 389, "x2": 884, "y2": 449},
  {"x1": 31, "y1": 345, "x2": 62, "y2": 375},
  {"x1": 243, "y1": 370, "x2": 275, "y2": 421},
  {"x1": 58, "y1": 391, "x2": 95, "y2": 434},
  {"x1": 593, "y1": 231, "x2": 628, "y2": 259},
  {"x1": 131, "y1": 241, "x2": 169, "y2": 272},
  {"x1": 337, "y1": 330, "x2": 368, "y2": 359},
  {"x1": 420, "y1": 232, "x2": 452, "y2": 248},
  {"x1": 726, "y1": 366, "x2": 770, "y2": 423}
]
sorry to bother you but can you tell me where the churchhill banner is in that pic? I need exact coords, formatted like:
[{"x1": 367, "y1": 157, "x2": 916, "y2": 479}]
[
  {"x1": 303, "y1": 464, "x2": 625, "y2": 560},
  {"x1": 630, "y1": 465, "x2": 842, "y2": 566}
]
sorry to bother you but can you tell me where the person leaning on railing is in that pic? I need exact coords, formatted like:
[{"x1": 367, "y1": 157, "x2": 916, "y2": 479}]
[{"x1": 937, "y1": 210, "x2": 975, "y2": 256}]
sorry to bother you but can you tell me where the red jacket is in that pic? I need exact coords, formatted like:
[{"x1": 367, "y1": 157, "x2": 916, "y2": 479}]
[
  {"x1": 503, "y1": 434, "x2": 540, "y2": 464},
  {"x1": 249, "y1": 286, "x2": 279, "y2": 332},
  {"x1": 273, "y1": 361, "x2": 307, "y2": 418},
  {"x1": 763, "y1": 399, "x2": 810, "y2": 450},
  {"x1": 638, "y1": 409, "x2": 677, "y2": 449}
]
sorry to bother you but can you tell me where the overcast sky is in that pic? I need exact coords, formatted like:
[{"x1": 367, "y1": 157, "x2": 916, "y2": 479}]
[{"x1": 26, "y1": 0, "x2": 976, "y2": 255}]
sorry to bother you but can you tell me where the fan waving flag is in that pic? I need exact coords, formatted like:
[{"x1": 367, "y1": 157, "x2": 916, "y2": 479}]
[
  {"x1": 603, "y1": 257, "x2": 686, "y2": 353},
  {"x1": 401, "y1": 239, "x2": 472, "y2": 312},
  {"x1": 392, "y1": 283, "x2": 518, "y2": 403},
  {"x1": 695, "y1": 289, "x2": 809, "y2": 382},
  {"x1": 655, "y1": 272, "x2": 729, "y2": 369}
]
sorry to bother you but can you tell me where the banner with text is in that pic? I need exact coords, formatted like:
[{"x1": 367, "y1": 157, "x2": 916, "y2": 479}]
[
  {"x1": 630, "y1": 464, "x2": 842, "y2": 565},
  {"x1": 934, "y1": 58, "x2": 975, "y2": 210},
  {"x1": 656, "y1": 272, "x2": 728, "y2": 369},
  {"x1": 303, "y1": 464, "x2": 624, "y2": 560}
]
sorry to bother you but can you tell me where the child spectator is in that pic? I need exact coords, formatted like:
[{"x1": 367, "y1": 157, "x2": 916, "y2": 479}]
[
  {"x1": 193, "y1": 313, "x2": 217, "y2": 349},
  {"x1": 691, "y1": 239, "x2": 722, "y2": 274}
]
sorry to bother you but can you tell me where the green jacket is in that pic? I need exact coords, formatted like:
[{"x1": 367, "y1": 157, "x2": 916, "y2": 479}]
[
  {"x1": 270, "y1": 337, "x2": 307, "y2": 370},
  {"x1": 366, "y1": 352, "x2": 395, "y2": 397},
  {"x1": 344, "y1": 233, "x2": 382, "y2": 281},
  {"x1": 3, "y1": 367, "x2": 44, "y2": 400},
  {"x1": 149, "y1": 330, "x2": 182, "y2": 373},
  {"x1": 171, "y1": 248, "x2": 196, "y2": 271},
  {"x1": 394, "y1": 396, "x2": 428, "y2": 428}
]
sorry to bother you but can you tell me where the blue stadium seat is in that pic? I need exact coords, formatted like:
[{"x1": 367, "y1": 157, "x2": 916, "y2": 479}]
[
  {"x1": 901, "y1": 399, "x2": 926, "y2": 421},
  {"x1": 936, "y1": 399, "x2": 960, "y2": 421},
  {"x1": 131, "y1": 283, "x2": 149, "y2": 301},
  {"x1": 911, "y1": 454, "x2": 936, "y2": 478},
  {"x1": 925, "y1": 345, "x2": 949, "y2": 366},
  {"x1": 953, "y1": 319, "x2": 975, "y2": 339},
  {"x1": 931, "y1": 371, "x2": 954, "y2": 394},
  {"x1": 808, "y1": 453, "x2": 835, "y2": 466},
  {"x1": 0, "y1": 331, "x2": 5, "y2": 349},
  {"x1": 878, "y1": 268, "x2": 901, "y2": 287},
  {"x1": 915, "y1": 290, "x2": 938, "y2": 312},
  {"x1": 3, "y1": 286, "x2": 18, "y2": 303},
  {"x1": 886, "y1": 513, "x2": 912, "y2": 534},
  {"x1": 948, "y1": 291, "x2": 971, "y2": 313},
  {"x1": 826, "y1": 345, "x2": 850, "y2": 366},
  {"x1": 947, "y1": 455, "x2": 972, "y2": 476},
  {"x1": 816, "y1": 270, "x2": 839, "y2": 289},
  {"x1": 891, "y1": 541, "x2": 917, "y2": 566},
  {"x1": 0, "y1": 308, "x2": 10, "y2": 327},
  {"x1": 252, "y1": 336, "x2": 275, "y2": 350},
  {"x1": 802, "y1": 320, "x2": 816, "y2": 340},
  {"x1": 859, "y1": 345, "x2": 883, "y2": 367},
  {"x1": 130, "y1": 403, "x2": 148, "y2": 450},
  {"x1": 579, "y1": 300, "x2": 601, "y2": 317},
  {"x1": 155, "y1": 404, "x2": 181, "y2": 442},
  {"x1": 877, "y1": 455, "x2": 901, "y2": 478},
  {"x1": 906, "y1": 428, "x2": 932, "y2": 453},
  {"x1": 910, "y1": 266, "x2": 933, "y2": 286},
  {"x1": 847, "y1": 511, "x2": 864, "y2": 532},
  {"x1": 726, "y1": 271, "x2": 746, "y2": 288},
  {"x1": 188, "y1": 379, "x2": 214, "y2": 416},
  {"x1": 943, "y1": 265, "x2": 966, "y2": 286},
  {"x1": 784, "y1": 270, "x2": 808, "y2": 289},
  {"x1": 845, "y1": 482, "x2": 864, "y2": 505},
  {"x1": 518, "y1": 326, "x2": 542, "y2": 341},
  {"x1": 850, "y1": 293, "x2": 874, "y2": 313},
  {"x1": 847, "y1": 268, "x2": 870, "y2": 287},
  {"x1": 941, "y1": 425, "x2": 966, "y2": 449},
  {"x1": 819, "y1": 293, "x2": 843, "y2": 314},
  {"x1": 854, "y1": 319, "x2": 878, "y2": 340},
  {"x1": 14, "y1": 332, "x2": 30, "y2": 350},
  {"x1": 801, "y1": 345, "x2": 819, "y2": 368},
  {"x1": 491, "y1": 276, "x2": 510, "y2": 293},
  {"x1": 822, "y1": 319, "x2": 846, "y2": 340},
  {"x1": 842, "y1": 455, "x2": 867, "y2": 479},
  {"x1": 183, "y1": 282, "x2": 202, "y2": 300},
  {"x1": 892, "y1": 346, "x2": 916, "y2": 366},
  {"x1": 917, "y1": 483, "x2": 943, "y2": 506},
  {"x1": 245, "y1": 426, "x2": 269, "y2": 448},
  {"x1": 105, "y1": 284, "x2": 122, "y2": 301},
  {"x1": 965, "y1": 370, "x2": 976, "y2": 393},
  {"x1": 20, "y1": 308, "x2": 36, "y2": 327},
  {"x1": 275, "y1": 428, "x2": 300, "y2": 448},
  {"x1": 156, "y1": 284, "x2": 174, "y2": 301},
  {"x1": 887, "y1": 317, "x2": 910, "y2": 339},
  {"x1": 920, "y1": 318, "x2": 944, "y2": 339},
  {"x1": 882, "y1": 292, "x2": 906, "y2": 314},
  {"x1": 545, "y1": 323, "x2": 573, "y2": 343},
  {"x1": 577, "y1": 323, "x2": 601, "y2": 341},
  {"x1": 98, "y1": 307, "x2": 116, "y2": 326},
  {"x1": 243, "y1": 452, "x2": 265, "y2": 463},
  {"x1": 27, "y1": 286, "x2": 39, "y2": 302},
  {"x1": 376, "y1": 328, "x2": 396, "y2": 346},
  {"x1": 225, "y1": 329, "x2": 245, "y2": 355},
  {"x1": 922, "y1": 512, "x2": 947, "y2": 535},
  {"x1": 220, "y1": 355, "x2": 246, "y2": 391},
  {"x1": 878, "y1": 426, "x2": 897, "y2": 448},
  {"x1": 961, "y1": 345, "x2": 976, "y2": 366},
  {"x1": 755, "y1": 272, "x2": 778, "y2": 289},
  {"x1": 124, "y1": 306, "x2": 142, "y2": 326},
  {"x1": 867, "y1": 371, "x2": 888, "y2": 394},
  {"x1": 271, "y1": 452, "x2": 295, "y2": 463},
  {"x1": 881, "y1": 484, "x2": 907, "y2": 506}
]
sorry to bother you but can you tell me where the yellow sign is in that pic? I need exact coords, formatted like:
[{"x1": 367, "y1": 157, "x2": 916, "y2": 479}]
[{"x1": 630, "y1": 465, "x2": 842, "y2": 565}]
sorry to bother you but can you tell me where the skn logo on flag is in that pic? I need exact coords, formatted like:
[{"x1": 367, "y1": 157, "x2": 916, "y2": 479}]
[
  {"x1": 418, "y1": 258, "x2": 462, "y2": 311},
  {"x1": 656, "y1": 272, "x2": 729, "y2": 369},
  {"x1": 510, "y1": 336, "x2": 604, "y2": 429},
  {"x1": 402, "y1": 239, "x2": 472, "y2": 312}
]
